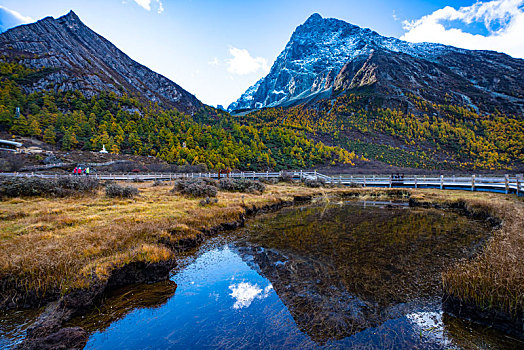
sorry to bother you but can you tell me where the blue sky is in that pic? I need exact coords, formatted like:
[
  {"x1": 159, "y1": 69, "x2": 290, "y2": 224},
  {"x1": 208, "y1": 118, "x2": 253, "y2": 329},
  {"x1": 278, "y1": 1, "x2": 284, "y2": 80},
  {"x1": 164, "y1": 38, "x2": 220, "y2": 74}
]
[{"x1": 0, "y1": 0, "x2": 522, "y2": 107}]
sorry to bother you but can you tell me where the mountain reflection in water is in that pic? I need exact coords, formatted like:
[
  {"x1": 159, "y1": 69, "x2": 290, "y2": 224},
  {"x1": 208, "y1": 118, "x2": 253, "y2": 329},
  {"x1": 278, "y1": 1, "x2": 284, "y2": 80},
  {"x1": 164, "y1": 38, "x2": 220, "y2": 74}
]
[
  {"x1": 234, "y1": 204, "x2": 489, "y2": 342},
  {"x1": 64, "y1": 202, "x2": 521, "y2": 349}
]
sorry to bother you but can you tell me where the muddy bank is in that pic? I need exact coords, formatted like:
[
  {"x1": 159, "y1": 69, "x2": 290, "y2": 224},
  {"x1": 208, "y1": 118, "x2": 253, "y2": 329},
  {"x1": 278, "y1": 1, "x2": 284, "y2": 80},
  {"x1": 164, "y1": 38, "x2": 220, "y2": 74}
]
[
  {"x1": 442, "y1": 294, "x2": 524, "y2": 340},
  {"x1": 15, "y1": 259, "x2": 174, "y2": 349},
  {"x1": 1, "y1": 258, "x2": 177, "y2": 311},
  {"x1": 1, "y1": 282, "x2": 60, "y2": 312}
]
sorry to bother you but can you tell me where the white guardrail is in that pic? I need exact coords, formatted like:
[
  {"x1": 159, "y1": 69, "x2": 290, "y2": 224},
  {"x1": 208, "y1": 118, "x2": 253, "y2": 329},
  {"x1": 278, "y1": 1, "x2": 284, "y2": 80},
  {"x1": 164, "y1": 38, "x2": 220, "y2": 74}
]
[{"x1": 0, "y1": 170, "x2": 523, "y2": 196}]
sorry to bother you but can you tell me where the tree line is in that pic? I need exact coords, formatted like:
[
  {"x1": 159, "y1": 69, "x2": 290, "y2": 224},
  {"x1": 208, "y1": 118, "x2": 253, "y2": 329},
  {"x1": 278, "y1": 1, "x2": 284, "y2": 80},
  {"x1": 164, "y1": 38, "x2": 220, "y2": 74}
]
[{"x1": 0, "y1": 59, "x2": 359, "y2": 170}]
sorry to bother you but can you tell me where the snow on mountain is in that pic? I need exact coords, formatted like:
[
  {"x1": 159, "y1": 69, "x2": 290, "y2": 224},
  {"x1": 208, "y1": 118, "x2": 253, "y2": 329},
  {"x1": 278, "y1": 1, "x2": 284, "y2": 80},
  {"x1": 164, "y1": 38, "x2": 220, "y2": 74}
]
[{"x1": 228, "y1": 13, "x2": 524, "y2": 115}]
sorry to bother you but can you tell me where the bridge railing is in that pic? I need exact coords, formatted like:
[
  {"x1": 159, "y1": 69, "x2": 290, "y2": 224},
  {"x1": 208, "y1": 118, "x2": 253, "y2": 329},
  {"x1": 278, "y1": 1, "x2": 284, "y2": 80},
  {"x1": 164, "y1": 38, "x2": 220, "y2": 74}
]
[{"x1": 0, "y1": 171, "x2": 522, "y2": 196}]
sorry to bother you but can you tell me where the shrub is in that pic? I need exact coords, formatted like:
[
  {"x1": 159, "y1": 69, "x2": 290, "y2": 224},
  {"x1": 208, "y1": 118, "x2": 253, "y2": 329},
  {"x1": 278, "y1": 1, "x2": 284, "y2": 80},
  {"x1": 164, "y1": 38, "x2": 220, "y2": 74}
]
[
  {"x1": 303, "y1": 177, "x2": 326, "y2": 188},
  {"x1": 172, "y1": 177, "x2": 265, "y2": 196},
  {"x1": 105, "y1": 183, "x2": 139, "y2": 198},
  {"x1": 218, "y1": 178, "x2": 265, "y2": 194},
  {"x1": 199, "y1": 177, "x2": 218, "y2": 186},
  {"x1": 172, "y1": 179, "x2": 217, "y2": 198},
  {"x1": 0, "y1": 176, "x2": 100, "y2": 198},
  {"x1": 177, "y1": 163, "x2": 208, "y2": 173},
  {"x1": 0, "y1": 153, "x2": 25, "y2": 172},
  {"x1": 172, "y1": 178, "x2": 217, "y2": 190},
  {"x1": 278, "y1": 171, "x2": 294, "y2": 182},
  {"x1": 259, "y1": 177, "x2": 278, "y2": 185},
  {"x1": 183, "y1": 183, "x2": 217, "y2": 197},
  {"x1": 144, "y1": 163, "x2": 208, "y2": 173},
  {"x1": 55, "y1": 177, "x2": 100, "y2": 193},
  {"x1": 110, "y1": 161, "x2": 139, "y2": 173},
  {"x1": 216, "y1": 178, "x2": 236, "y2": 191}
]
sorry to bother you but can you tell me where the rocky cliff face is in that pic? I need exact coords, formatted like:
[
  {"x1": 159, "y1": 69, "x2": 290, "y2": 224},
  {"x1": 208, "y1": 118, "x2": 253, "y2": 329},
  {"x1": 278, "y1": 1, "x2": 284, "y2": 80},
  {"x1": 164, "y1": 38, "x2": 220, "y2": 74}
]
[
  {"x1": 229, "y1": 13, "x2": 524, "y2": 115},
  {"x1": 0, "y1": 11, "x2": 201, "y2": 114}
]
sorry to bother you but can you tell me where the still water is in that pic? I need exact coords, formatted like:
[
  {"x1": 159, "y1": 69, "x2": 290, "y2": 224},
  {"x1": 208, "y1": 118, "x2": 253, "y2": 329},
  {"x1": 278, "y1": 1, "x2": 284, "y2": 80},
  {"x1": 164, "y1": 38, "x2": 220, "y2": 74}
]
[{"x1": 3, "y1": 201, "x2": 523, "y2": 349}]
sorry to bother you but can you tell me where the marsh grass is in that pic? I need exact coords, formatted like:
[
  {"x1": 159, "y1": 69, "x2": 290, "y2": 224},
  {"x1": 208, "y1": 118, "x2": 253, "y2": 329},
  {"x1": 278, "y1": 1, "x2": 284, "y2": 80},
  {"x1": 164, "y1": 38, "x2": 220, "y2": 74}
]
[
  {"x1": 409, "y1": 190, "x2": 524, "y2": 316},
  {"x1": 0, "y1": 182, "x2": 331, "y2": 303},
  {"x1": 447, "y1": 203, "x2": 523, "y2": 316}
]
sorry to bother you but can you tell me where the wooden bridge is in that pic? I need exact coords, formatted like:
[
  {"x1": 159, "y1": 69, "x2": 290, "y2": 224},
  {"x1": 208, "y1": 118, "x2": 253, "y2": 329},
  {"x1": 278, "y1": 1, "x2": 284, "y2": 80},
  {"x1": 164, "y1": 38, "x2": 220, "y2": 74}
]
[{"x1": 1, "y1": 171, "x2": 523, "y2": 196}]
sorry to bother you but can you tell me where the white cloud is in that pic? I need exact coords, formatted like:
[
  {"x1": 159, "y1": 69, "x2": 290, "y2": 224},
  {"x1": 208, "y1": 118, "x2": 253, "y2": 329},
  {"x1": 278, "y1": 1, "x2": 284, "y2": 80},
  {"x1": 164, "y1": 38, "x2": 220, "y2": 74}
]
[
  {"x1": 157, "y1": 1, "x2": 164, "y2": 14},
  {"x1": 392, "y1": 10, "x2": 399, "y2": 22},
  {"x1": 226, "y1": 47, "x2": 270, "y2": 75},
  {"x1": 0, "y1": 6, "x2": 34, "y2": 32},
  {"x1": 401, "y1": 0, "x2": 524, "y2": 58},
  {"x1": 132, "y1": 0, "x2": 164, "y2": 14},
  {"x1": 133, "y1": 0, "x2": 151, "y2": 11},
  {"x1": 228, "y1": 282, "x2": 272, "y2": 309},
  {"x1": 208, "y1": 57, "x2": 220, "y2": 66}
]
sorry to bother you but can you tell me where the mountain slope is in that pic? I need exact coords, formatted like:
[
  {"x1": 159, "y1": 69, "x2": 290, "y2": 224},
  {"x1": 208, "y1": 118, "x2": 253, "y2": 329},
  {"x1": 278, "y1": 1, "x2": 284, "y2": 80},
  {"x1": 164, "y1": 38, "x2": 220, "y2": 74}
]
[
  {"x1": 331, "y1": 49, "x2": 511, "y2": 114},
  {"x1": 229, "y1": 13, "x2": 524, "y2": 116},
  {"x1": 0, "y1": 11, "x2": 201, "y2": 114}
]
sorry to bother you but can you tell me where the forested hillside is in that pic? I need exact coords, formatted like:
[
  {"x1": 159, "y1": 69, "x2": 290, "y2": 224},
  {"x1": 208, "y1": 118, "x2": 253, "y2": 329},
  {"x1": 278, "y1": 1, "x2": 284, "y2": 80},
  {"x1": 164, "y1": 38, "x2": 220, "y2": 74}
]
[
  {"x1": 0, "y1": 60, "x2": 359, "y2": 170},
  {"x1": 246, "y1": 93, "x2": 524, "y2": 170}
]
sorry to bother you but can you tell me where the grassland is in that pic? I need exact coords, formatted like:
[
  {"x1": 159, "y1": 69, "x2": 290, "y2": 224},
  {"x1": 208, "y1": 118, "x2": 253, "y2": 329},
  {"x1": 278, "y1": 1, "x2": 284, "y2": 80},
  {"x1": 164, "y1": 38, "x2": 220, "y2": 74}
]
[
  {"x1": 0, "y1": 182, "x2": 523, "y2": 330},
  {"x1": 0, "y1": 181, "x2": 346, "y2": 306}
]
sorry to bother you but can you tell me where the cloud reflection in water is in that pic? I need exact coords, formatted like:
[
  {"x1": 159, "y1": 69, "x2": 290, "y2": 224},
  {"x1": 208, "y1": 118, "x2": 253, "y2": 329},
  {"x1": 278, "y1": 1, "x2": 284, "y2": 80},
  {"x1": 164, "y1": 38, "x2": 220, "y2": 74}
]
[{"x1": 229, "y1": 282, "x2": 273, "y2": 309}]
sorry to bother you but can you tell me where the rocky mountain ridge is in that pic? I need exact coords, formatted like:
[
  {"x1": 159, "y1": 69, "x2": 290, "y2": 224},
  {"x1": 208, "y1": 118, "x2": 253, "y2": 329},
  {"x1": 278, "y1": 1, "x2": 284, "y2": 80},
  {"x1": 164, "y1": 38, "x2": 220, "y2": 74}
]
[
  {"x1": 229, "y1": 13, "x2": 524, "y2": 116},
  {"x1": 0, "y1": 11, "x2": 201, "y2": 114}
]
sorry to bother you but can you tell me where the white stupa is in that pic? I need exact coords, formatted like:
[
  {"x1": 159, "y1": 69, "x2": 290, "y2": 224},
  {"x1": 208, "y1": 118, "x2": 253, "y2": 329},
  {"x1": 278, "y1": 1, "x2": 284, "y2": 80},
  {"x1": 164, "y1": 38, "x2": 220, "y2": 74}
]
[{"x1": 99, "y1": 144, "x2": 108, "y2": 153}]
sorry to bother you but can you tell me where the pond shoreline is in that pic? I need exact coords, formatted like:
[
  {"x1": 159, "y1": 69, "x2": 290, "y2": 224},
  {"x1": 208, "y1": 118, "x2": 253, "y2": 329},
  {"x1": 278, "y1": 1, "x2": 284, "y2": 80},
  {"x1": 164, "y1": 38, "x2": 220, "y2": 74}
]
[
  {"x1": 408, "y1": 194, "x2": 524, "y2": 341},
  {"x1": 442, "y1": 293, "x2": 524, "y2": 340},
  {"x1": 13, "y1": 192, "x2": 321, "y2": 349},
  {"x1": 3, "y1": 187, "x2": 523, "y2": 349}
]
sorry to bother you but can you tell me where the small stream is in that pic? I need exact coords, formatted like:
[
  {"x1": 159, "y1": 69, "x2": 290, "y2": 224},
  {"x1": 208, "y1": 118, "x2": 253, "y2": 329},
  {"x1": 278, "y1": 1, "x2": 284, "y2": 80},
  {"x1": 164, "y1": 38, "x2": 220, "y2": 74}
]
[{"x1": 2, "y1": 201, "x2": 522, "y2": 349}]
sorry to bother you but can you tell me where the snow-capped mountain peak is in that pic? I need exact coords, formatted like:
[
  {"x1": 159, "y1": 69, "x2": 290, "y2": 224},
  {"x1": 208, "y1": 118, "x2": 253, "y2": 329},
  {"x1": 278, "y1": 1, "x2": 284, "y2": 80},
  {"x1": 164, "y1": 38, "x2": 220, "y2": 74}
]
[{"x1": 228, "y1": 13, "x2": 523, "y2": 115}]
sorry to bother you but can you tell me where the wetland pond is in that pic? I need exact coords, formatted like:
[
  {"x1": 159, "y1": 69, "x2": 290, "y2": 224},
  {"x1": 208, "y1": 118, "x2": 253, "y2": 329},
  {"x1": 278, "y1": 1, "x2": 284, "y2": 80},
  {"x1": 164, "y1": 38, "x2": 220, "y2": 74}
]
[{"x1": 3, "y1": 201, "x2": 523, "y2": 349}]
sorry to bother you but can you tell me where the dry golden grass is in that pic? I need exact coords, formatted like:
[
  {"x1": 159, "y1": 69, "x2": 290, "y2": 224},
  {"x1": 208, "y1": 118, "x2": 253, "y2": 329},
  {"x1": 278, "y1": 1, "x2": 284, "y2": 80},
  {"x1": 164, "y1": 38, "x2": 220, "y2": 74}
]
[
  {"x1": 0, "y1": 182, "x2": 342, "y2": 299},
  {"x1": 438, "y1": 194, "x2": 523, "y2": 315},
  {"x1": 408, "y1": 189, "x2": 524, "y2": 315}
]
